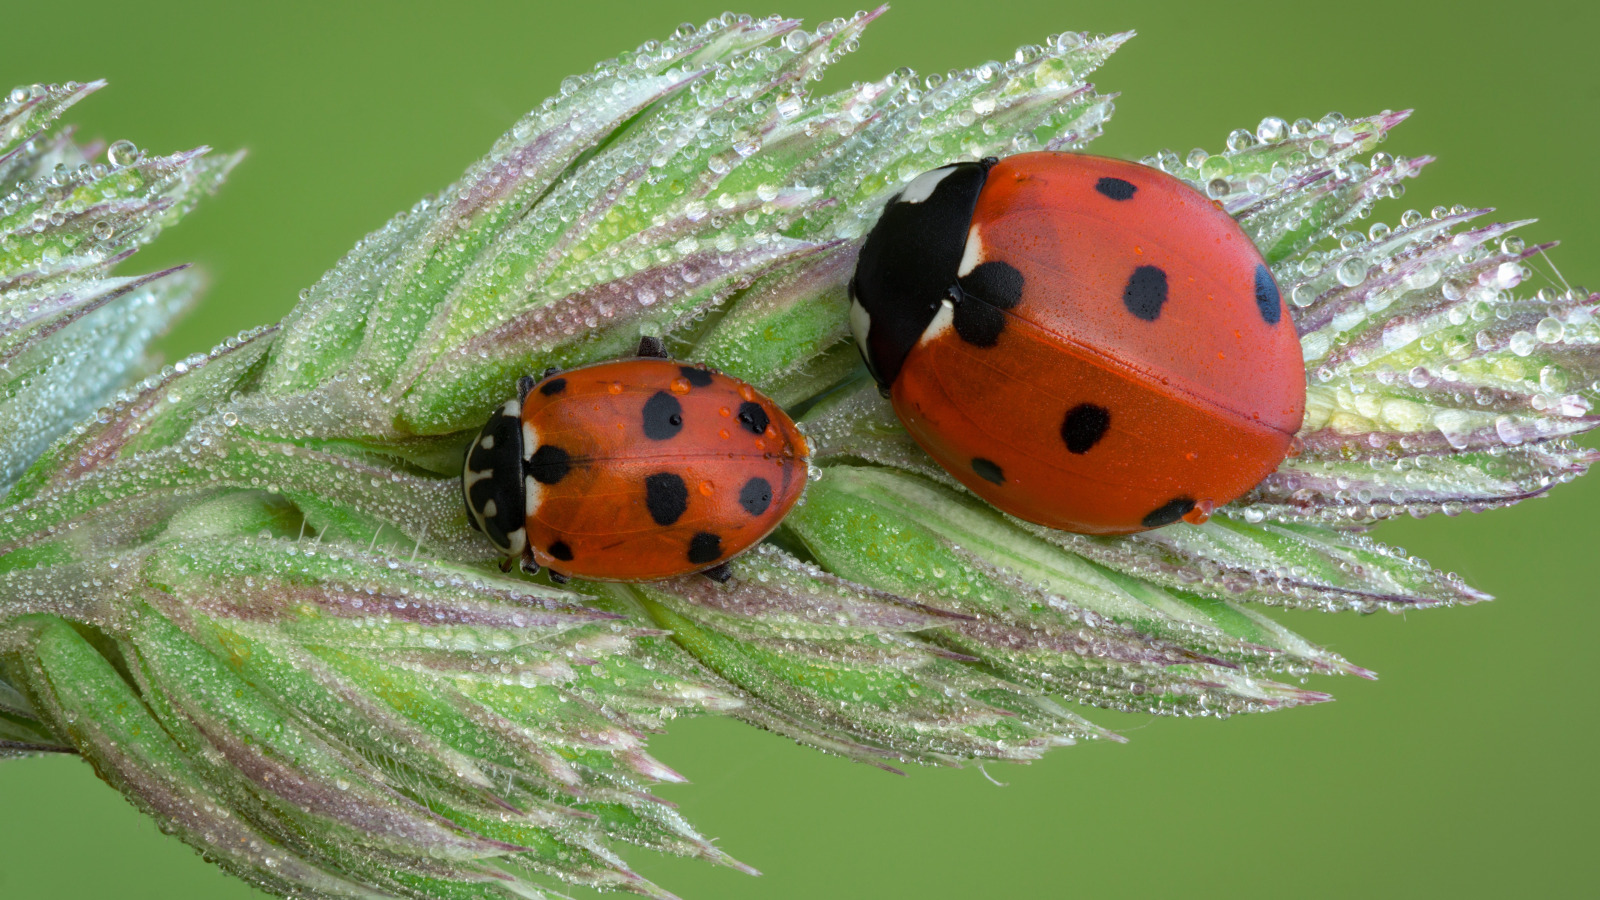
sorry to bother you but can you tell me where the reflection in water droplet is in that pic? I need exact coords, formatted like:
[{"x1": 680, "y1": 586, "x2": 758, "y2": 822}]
[
  {"x1": 1336, "y1": 258, "x2": 1368, "y2": 287},
  {"x1": 107, "y1": 139, "x2": 139, "y2": 167},
  {"x1": 1256, "y1": 117, "x2": 1287, "y2": 143}
]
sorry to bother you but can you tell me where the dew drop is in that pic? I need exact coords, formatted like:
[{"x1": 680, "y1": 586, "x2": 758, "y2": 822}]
[
  {"x1": 1336, "y1": 258, "x2": 1368, "y2": 287},
  {"x1": 107, "y1": 139, "x2": 139, "y2": 167},
  {"x1": 1256, "y1": 116, "x2": 1288, "y2": 143},
  {"x1": 1196, "y1": 157, "x2": 1232, "y2": 185}
]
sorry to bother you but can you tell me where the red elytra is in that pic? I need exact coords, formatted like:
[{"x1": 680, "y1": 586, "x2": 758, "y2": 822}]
[
  {"x1": 462, "y1": 357, "x2": 809, "y2": 582},
  {"x1": 849, "y1": 152, "x2": 1306, "y2": 534}
]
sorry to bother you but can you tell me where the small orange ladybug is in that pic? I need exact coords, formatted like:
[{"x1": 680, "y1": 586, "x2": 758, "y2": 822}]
[
  {"x1": 462, "y1": 338, "x2": 810, "y2": 582},
  {"x1": 849, "y1": 153, "x2": 1306, "y2": 535}
]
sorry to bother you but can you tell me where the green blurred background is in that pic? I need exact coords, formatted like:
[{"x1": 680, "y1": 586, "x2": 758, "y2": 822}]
[{"x1": 3, "y1": 1, "x2": 1596, "y2": 897}]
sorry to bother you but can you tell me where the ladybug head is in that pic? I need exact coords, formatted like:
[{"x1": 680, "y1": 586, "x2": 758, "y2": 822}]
[
  {"x1": 849, "y1": 160, "x2": 993, "y2": 389},
  {"x1": 461, "y1": 398, "x2": 528, "y2": 557}
]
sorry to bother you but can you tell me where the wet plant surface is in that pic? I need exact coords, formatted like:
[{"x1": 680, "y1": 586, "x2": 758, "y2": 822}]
[{"x1": 0, "y1": 8, "x2": 1596, "y2": 899}]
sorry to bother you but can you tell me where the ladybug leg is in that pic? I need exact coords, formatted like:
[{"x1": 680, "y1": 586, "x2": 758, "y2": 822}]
[
  {"x1": 636, "y1": 335, "x2": 669, "y2": 359},
  {"x1": 497, "y1": 557, "x2": 514, "y2": 573},
  {"x1": 517, "y1": 375, "x2": 537, "y2": 401},
  {"x1": 541, "y1": 366, "x2": 561, "y2": 379},
  {"x1": 700, "y1": 563, "x2": 733, "y2": 584},
  {"x1": 547, "y1": 570, "x2": 571, "y2": 585},
  {"x1": 519, "y1": 547, "x2": 540, "y2": 576}
]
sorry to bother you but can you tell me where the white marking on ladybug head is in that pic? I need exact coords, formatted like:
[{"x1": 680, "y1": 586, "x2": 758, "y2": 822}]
[
  {"x1": 504, "y1": 526, "x2": 526, "y2": 556},
  {"x1": 479, "y1": 434, "x2": 495, "y2": 450},
  {"x1": 482, "y1": 499, "x2": 498, "y2": 518},
  {"x1": 897, "y1": 165, "x2": 956, "y2": 204},
  {"x1": 957, "y1": 223, "x2": 985, "y2": 277},
  {"x1": 849, "y1": 296, "x2": 873, "y2": 364},
  {"x1": 501, "y1": 399, "x2": 520, "y2": 417},
  {"x1": 920, "y1": 298, "x2": 955, "y2": 345}
]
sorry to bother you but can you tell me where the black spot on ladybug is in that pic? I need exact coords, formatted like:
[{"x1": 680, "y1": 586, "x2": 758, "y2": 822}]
[
  {"x1": 1141, "y1": 497, "x2": 1196, "y2": 529},
  {"x1": 644, "y1": 472, "x2": 689, "y2": 526},
  {"x1": 527, "y1": 444, "x2": 572, "y2": 485},
  {"x1": 958, "y1": 261, "x2": 1024, "y2": 310},
  {"x1": 1123, "y1": 265, "x2": 1168, "y2": 321},
  {"x1": 971, "y1": 457, "x2": 1005, "y2": 485},
  {"x1": 642, "y1": 391, "x2": 684, "y2": 440},
  {"x1": 1061, "y1": 404, "x2": 1111, "y2": 454},
  {"x1": 539, "y1": 377, "x2": 567, "y2": 396},
  {"x1": 1095, "y1": 177, "x2": 1137, "y2": 201},
  {"x1": 687, "y1": 531, "x2": 723, "y2": 565},
  {"x1": 739, "y1": 477, "x2": 773, "y2": 516},
  {"x1": 736, "y1": 401, "x2": 770, "y2": 436},
  {"x1": 679, "y1": 366, "x2": 714, "y2": 387},
  {"x1": 953, "y1": 294, "x2": 1006, "y2": 347},
  {"x1": 548, "y1": 541, "x2": 574, "y2": 561},
  {"x1": 1254, "y1": 264, "x2": 1282, "y2": 325}
]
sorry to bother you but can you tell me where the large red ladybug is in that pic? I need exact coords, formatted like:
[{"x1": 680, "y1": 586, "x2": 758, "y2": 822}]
[
  {"x1": 849, "y1": 153, "x2": 1306, "y2": 535},
  {"x1": 462, "y1": 339, "x2": 810, "y2": 582}
]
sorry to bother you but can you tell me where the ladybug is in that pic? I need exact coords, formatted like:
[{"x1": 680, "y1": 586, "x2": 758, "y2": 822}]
[
  {"x1": 461, "y1": 338, "x2": 810, "y2": 583},
  {"x1": 848, "y1": 153, "x2": 1306, "y2": 535}
]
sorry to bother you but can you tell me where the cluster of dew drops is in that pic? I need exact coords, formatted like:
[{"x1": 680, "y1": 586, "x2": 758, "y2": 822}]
[
  {"x1": 446, "y1": 13, "x2": 861, "y2": 341},
  {"x1": 0, "y1": 85, "x2": 157, "y2": 267}
]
